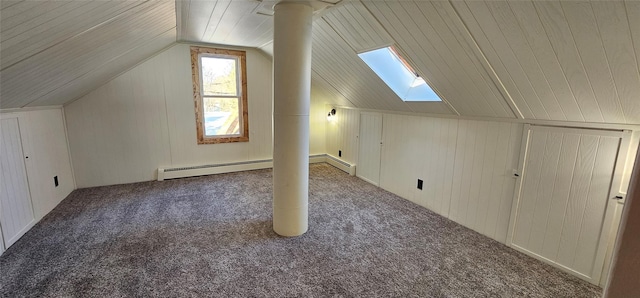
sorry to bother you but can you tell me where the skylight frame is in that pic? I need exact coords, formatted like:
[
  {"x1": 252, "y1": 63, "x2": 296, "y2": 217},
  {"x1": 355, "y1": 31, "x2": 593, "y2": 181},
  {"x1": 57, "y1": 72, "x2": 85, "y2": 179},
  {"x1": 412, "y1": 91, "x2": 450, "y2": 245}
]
[{"x1": 357, "y1": 46, "x2": 442, "y2": 102}]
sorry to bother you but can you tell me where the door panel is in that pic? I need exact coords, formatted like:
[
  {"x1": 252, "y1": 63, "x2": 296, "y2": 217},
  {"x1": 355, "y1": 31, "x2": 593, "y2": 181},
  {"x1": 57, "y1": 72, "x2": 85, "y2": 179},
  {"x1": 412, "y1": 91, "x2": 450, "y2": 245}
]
[
  {"x1": 357, "y1": 113, "x2": 382, "y2": 186},
  {"x1": 0, "y1": 117, "x2": 35, "y2": 248},
  {"x1": 509, "y1": 125, "x2": 624, "y2": 284}
]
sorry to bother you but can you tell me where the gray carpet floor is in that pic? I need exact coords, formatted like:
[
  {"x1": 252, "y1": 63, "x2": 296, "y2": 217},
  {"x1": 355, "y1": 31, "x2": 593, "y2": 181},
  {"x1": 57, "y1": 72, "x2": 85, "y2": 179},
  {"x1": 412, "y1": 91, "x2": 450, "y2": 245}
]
[{"x1": 0, "y1": 163, "x2": 601, "y2": 297}]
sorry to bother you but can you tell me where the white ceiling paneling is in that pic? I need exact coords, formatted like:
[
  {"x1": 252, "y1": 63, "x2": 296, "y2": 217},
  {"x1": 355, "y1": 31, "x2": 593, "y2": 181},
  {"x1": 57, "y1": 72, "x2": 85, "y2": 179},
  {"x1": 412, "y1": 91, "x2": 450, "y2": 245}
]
[
  {"x1": 27, "y1": 29, "x2": 176, "y2": 107},
  {"x1": 311, "y1": 20, "x2": 413, "y2": 112},
  {"x1": 590, "y1": 0, "x2": 640, "y2": 124},
  {"x1": 311, "y1": 71, "x2": 355, "y2": 108},
  {"x1": 0, "y1": 1, "x2": 176, "y2": 109},
  {"x1": 177, "y1": 0, "x2": 272, "y2": 48},
  {"x1": 362, "y1": 0, "x2": 515, "y2": 118},
  {"x1": 1, "y1": 1, "x2": 147, "y2": 69},
  {"x1": 322, "y1": 1, "x2": 393, "y2": 53},
  {"x1": 453, "y1": 0, "x2": 640, "y2": 125}
]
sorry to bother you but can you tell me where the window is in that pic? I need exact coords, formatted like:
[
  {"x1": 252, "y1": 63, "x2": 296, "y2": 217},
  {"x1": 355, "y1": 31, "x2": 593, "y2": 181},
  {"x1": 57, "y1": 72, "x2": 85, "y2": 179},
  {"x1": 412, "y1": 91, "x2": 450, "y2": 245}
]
[
  {"x1": 190, "y1": 46, "x2": 249, "y2": 144},
  {"x1": 358, "y1": 46, "x2": 442, "y2": 102}
]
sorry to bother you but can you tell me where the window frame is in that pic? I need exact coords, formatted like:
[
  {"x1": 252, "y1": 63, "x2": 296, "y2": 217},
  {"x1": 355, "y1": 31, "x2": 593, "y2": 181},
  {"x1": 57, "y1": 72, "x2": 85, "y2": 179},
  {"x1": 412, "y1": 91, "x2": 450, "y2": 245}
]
[{"x1": 190, "y1": 46, "x2": 249, "y2": 144}]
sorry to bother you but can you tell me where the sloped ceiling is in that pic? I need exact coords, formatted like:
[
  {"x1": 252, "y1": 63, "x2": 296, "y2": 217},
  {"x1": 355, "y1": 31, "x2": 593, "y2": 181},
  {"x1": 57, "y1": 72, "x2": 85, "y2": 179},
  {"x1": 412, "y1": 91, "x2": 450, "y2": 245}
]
[
  {"x1": 2, "y1": 0, "x2": 639, "y2": 125},
  {"x1": 0, "y1": 0, "x2": 176, "y2": 109}
]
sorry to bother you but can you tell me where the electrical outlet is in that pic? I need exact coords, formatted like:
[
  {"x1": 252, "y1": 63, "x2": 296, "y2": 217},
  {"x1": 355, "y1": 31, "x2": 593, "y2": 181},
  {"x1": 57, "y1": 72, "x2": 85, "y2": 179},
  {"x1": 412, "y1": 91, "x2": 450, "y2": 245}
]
[
  {"x1": 417, "y1": 179, "x2": 423, "y2": 190},
  {"x1": 54, "y1": 176, "x2": 59, "y2": 187},
  {"x1": 338, "y1": 150, "x2": 342, "y2": 157}
]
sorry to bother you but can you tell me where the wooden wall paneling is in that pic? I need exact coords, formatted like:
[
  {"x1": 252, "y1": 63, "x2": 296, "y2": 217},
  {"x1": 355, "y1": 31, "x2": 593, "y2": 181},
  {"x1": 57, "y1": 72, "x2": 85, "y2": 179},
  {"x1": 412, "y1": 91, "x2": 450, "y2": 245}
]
[
  {"x1": 486, "y1": 123, "x2": 519, "y2": 242},
  {"x1": 1, "y1": 1, "x2": 98, "y2": 51},
  {"x1": 449, "y1": 1, "x2": 532, "y2": 120},
  {"x1": 439, "y1": 118, "x2": 459, "y2": 218},
  {"x1": 18, "y1": 109, "x2": 76, "y2": 218},
  {"x1": 481, "y1": 1, "x2": 561, "y2": 121},
  {"x1": 429, "y1": 1, "x2": 515, "y2": 118},
  {"x1": 206, "y1": 1, "x2": 259, "y2": 44},
  {"x1": 539, "y1": 133, "x2": 581, "y2": 260},
  {"x1": 311, "y1": 21, "x2": 410, "y2": 112},
  {"x1": 1, "y1": 1, "x2": 45, "y2": 17},
  {"x1": 380, "y1": 1, "x2": 490, "y2": 117},
  {"x1": 28, "y1": 29, "x2": 176, "y2": 107},
  {"x1": 474, "y1": 122, "x2": 500, "y2": 237},
  {"x1": 357, "y1": 112, "x2": 382, "y2": 185},
  {"x1": 448, "y1": 119, "x2": 469, "y2": 223},
  {"x1": 311, "y1": 72, "x2": 354, "y2": 108},
  {"x1": 592, "y1": 1, "x2": 640, "y2": 125},
  {"x1": 374, "y1": 113, "x2": 521, "y2": 242},
  {"x1": 184, "y1": 0, "x2": 219, "y2": 41},
  {"x1": 364, "y1": 1, "x2": 472, "y2": 115},
  {"x1": 1, "y1": 1, "x2": 175, "y2": 108},
  {"x1": 510, "y1": 126, "x2": 623, "y2": 282},
  {"x1": 499, "y1": 1, "x2": 585, "y2": 122},
  {"x1": 311, "y1": 27, "x2": 380, "y2": 110},
  {"x1": 525, "y1": 131, "x2": 563, "y2": 254},
  {"x1": 533, "y1": 1, "x2": 603, "y2": 123},
  {"x1": 513, "y1": 129, "x2": 549, "y2": 247},
  {"x1": 1, "y1": 0, "x2": 71, "y2": 34},
  {"x1": 573, "y1": 136, "x2": 620, "y2": 277},
  {"x1": 1, "y1": 1, "x2": 142, "y2": 70},
  {"x1": 465, "y1": 121, "x2": 489, "y2": 229},
  {"x1": 404, "y1": 1, "x2": 507, "y2": 117},
  {"x1": 561, "y1": 1, "x2": 625, "y2": 124},
  {"x1": 0, "y1": 117, "x2": 35, "y2": 248},
  {"x1": 628, "y1": 1, "x2": 640, "y2": 102},
  {"x1": 556, "y1": 135, "x2": 600, "y2": 268}
]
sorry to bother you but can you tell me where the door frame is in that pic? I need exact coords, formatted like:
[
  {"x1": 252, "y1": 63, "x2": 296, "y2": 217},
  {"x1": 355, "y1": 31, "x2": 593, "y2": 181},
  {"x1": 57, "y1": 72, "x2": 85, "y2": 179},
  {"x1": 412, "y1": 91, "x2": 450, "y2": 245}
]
[
  {"x1": 506, "y1": 124, "x2": 631, "y2": 284},
  {"x1": 0, "y1": 114, "x2": 37, "y2": 249}
]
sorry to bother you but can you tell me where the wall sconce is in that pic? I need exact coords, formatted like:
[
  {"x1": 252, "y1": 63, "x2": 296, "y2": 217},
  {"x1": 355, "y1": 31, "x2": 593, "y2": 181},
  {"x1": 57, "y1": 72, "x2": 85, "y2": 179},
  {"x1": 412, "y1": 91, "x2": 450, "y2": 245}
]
[{"x1": 327, "y1": 108, "x2": 336, "y2": 121}]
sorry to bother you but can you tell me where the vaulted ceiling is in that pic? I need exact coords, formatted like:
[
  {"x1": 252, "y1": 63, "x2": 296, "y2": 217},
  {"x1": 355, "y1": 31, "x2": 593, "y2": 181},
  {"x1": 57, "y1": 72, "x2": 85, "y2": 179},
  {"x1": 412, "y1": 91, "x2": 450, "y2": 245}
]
[{"x1": 2, "y1": 0, "x2": 639, "y2": 125}]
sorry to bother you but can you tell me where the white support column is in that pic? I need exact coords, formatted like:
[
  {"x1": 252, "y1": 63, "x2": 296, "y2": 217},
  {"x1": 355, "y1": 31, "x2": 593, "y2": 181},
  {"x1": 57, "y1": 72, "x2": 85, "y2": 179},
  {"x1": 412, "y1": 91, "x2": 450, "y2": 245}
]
[{"x1": 272, "y1": 1, "x2": 313, "y2": 237}]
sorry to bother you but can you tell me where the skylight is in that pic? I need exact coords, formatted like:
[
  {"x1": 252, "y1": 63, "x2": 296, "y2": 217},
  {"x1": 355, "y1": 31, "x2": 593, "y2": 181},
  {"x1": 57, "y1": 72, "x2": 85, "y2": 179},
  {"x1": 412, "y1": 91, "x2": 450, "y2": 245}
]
[{"x1": 358, "y1": 47, "x2": 442, "y2": 102}]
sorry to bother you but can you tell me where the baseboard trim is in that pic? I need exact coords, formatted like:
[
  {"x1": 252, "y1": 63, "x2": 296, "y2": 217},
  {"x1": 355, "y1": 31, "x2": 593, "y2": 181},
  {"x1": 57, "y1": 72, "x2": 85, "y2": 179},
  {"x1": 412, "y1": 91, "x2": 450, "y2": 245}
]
[{"x1": 157, "y1": 154, "x2": 355, "y2": 181}]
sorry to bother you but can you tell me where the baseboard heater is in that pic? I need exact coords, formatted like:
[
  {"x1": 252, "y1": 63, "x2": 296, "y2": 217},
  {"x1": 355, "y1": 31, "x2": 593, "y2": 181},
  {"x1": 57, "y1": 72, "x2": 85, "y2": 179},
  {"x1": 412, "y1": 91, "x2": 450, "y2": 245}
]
[{"x1": 157, "y1": 154, "x2": 356, "y2": 181}]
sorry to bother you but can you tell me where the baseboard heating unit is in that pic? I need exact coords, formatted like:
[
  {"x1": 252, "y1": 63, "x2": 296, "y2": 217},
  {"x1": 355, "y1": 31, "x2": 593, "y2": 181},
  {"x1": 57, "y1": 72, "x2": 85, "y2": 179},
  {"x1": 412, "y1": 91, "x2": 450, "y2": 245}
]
[{"x1": 157, "y1": 154, "x2": 356, "y2": 181}]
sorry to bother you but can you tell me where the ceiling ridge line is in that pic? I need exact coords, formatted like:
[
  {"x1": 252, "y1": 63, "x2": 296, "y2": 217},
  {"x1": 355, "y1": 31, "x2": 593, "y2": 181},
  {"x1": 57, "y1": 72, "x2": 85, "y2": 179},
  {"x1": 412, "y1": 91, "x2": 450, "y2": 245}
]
[
  {"x1": 0, "y1": 0, "x2": 154, "y2": 72},
  {"x1": 446, "y1": 0, "x2": 524, "y2": 120}
]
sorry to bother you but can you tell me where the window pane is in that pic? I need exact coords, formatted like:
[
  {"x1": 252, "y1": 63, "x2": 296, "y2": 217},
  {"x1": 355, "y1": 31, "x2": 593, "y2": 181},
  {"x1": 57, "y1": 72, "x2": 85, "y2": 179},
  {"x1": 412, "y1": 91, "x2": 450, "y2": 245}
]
[
  {"x1": 201, "y1": 56, "x2": 237, "y2": 96},
  {"x1": 203, "y1": 97, "x2": 240, "y2": 136}
]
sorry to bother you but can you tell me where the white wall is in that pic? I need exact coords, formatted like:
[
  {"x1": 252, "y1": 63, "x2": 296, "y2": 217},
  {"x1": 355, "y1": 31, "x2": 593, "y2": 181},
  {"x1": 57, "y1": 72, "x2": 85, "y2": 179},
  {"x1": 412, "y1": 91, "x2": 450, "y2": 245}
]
[
  {"x1": 309, "y1": 86, "x2": 327, "y2": 155},
  {"x1": 66, "y1": 43, "x2": 327, "y2": 188},
  {"x1": 326, "y1": 107, "x2": 359, "y2": 164},
  {"x1": 327, "y1": 108, "x2": 523, "y2": 243},
  {"x1": 0, "y1": 108, "x2": 75, "y2": 219},
  {"x1": 381, "y1": 114, "x2": 522, "y2": 243}
]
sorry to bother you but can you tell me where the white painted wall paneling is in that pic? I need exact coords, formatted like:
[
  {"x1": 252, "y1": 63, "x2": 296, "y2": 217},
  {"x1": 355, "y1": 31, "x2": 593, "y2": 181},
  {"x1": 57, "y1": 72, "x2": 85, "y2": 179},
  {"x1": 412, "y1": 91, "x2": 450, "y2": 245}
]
[
  {"x1": 17, "y1": 109, "x2": 76, "y2": 218},
  {"x1": 65, "y1": 44, "x2": 328, "y2": 188},
  {"x1": 325, "y1": 107, "x2": 360, "y2": 165},
  {"x1": 0, "y1": 116, "x2": 36, "y2": 248},
  {"x1": 374, "y1": 113, "x2": 522, "y2": 243},
  {"x1": 0, "y1": 108, "x2": 75, "y2": 228},
  {"x1": 357, "y1": 112, "x2": 383, "y2": 185},
  {"x1": 509, "y1": 126, "x2": 627, "y2": 284}
]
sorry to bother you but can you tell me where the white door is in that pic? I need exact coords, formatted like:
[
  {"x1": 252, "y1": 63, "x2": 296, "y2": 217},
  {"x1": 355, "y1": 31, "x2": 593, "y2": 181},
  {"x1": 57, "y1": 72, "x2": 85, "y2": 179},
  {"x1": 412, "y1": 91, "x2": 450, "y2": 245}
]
[
  {"x1": 0, "y1": 117, "x2": 35, "y2": 249},
  {"x1": 508, "y1": 125, "x2": 628, "y2": 284},
  {"x1": 357, "y1": 112, "x2": 382, "y2": 186}
]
